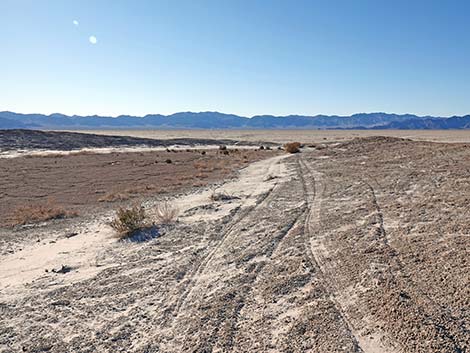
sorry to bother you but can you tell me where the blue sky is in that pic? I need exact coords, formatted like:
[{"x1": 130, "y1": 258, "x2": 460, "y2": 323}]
[{"x1": 2, "y1": 0, "x2": 470, "y2": 117}]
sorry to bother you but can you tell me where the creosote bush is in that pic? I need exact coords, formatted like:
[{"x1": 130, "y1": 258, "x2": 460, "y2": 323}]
[
  {"x1": 284, "y1": 142, "x2": 301, "y2": 153},
  {"x1": 110, "y1": 204, "x2": 149, "y2": 238}
]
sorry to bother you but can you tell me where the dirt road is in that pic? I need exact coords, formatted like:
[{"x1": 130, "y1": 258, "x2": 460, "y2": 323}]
[{"x1": 0, "y1": 137, "x2": 468, "y2": 352}]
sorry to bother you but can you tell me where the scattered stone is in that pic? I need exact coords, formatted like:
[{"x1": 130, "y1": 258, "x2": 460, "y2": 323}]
[
  {"x1": 50, "y1": 300, "x2": 71, "y2": 306},
  {"x1": 52, "y1": 265, "x2": 72, "y2": 274},
  {"x1": 64, "y1": 232, "x2": 78, "y2": 239}
]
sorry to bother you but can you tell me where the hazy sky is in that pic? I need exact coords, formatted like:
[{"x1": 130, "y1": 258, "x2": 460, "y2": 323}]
[{"x1": 2, "y1": 0, "x2": 470, "y2": 117}]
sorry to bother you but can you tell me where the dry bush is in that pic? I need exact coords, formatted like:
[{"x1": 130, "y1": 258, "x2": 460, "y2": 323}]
[
  {"x1": 193, "y1": 161, "x2": 207, "y2": 170},
  {"x1": 154, "y1": 202, "x2": 179, "y2": 224},
  {"x1": 11, "y1": 201, "x2": 75, "y2": 225},
  {"x1": 264, "y1": 174, "x2": 278, "y2": 181},
  {"x1": 98, "y1": 192, "x2": 131, "y2": 202},
  {"x1": 210, "y1": 191, "x2": 238, "y2": 202},
  {"x1": 110, "y1": 204, "x2": 149, "y2": 238},
  {"x1": 284, "y1": 142, "x2": 301, "y2": 153}
]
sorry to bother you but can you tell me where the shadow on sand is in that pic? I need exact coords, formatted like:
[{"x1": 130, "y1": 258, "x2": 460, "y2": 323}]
[{"x1": 123, "y1": 226, "x2": 160, "y2": 243}]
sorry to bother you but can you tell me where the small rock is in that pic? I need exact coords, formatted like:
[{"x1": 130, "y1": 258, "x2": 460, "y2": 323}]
[
  {"x1": 52, "y1": 265, "x2": 73, "y2": 274},
  {"x1": 51, "y1": 300, "x2": 71, "y2": 306},
  {"x1": 64, "y1": 232, "x2": 78, "y2": 239}
]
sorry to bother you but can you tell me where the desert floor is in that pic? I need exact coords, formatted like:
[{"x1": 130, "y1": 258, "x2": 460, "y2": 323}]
[{"x1": 0, "y1": 133, "x2": 469, "y2": 353}]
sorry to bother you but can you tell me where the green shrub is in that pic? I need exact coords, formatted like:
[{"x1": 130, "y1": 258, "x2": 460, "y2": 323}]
[{"x1": 110, "y1": 204, "x2": 148, "y2": 238}]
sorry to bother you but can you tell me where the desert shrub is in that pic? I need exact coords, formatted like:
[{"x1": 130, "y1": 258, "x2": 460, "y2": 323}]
[
  {"x1": 201, "y1": 151, "x2": 206, "y2": 155},
  {"x1": 219, "y1": 145, "x2": 227, "y2": 151},
  {"x1": 110, "y1": 204, "x2": 149, "y2": 238},
  {"x1": 154, "y1": 202, "x2": 179, "y2": 224},
  {"x1": 284, "y1": 142, "x2": 301, "y2": 153},
  {"x1": 210, "y1": 191, "x2": 239, "y2": 202},
  {"x1": 165, "y1": 159, "x2": 172, "y2": 163},
  {"x1": 264, "y1": 174, "x2": 278, "y2": 181},
  {"x1": 196, "y1": 172, "x2": 208, "y2": 179},
  {"x1": 98, "y1": 192, "x2": 131, "y2": 202},
  {"x1": 11, "y1": 201, "x2": 75, "y2": 225}
]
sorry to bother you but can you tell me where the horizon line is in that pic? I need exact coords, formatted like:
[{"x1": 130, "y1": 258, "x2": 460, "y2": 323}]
[{"x1": 2, "y1": 110, "x2": 469, "y2": 119}]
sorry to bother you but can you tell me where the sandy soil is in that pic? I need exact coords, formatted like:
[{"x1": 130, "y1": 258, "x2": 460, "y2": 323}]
[
  {"x1": 67, "y1": 128, "x2": 470, "y2": 144},
  {"x1": 0, "y1": 137, "x2": 469, "y2": 352}
]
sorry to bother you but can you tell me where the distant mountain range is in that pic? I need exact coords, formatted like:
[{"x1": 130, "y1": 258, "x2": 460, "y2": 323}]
[{"x1": 1, "y1": 111, "x2": 470, "y2": 130}]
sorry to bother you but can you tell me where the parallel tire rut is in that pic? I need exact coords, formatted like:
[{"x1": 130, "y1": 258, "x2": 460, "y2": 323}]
[{"x1": 297, "y1": 157, "x2": 365, "y2": 353}]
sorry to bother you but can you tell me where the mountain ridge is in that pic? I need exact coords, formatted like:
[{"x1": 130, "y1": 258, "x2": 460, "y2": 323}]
[{"x1": 1, "y1": 111, "x2": 469, "y2": 130}]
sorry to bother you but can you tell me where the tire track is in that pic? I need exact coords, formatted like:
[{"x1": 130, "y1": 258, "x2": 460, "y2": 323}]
[
  {"x1": 296, "y1": 156, "x2": 365, "y2": 353},
  {"x1": 299, "y1": 153, "x2": 465, "y2": 352},
  {"x1": 171, "y1": 156, "x2": 288, "y2": 317},
  {"x1": 171, "y1": 179, "x2": 277, "y2": 316},
  {"x1": 203, "y1": 207, "x2": 308, "y2": 351},
  {"x1": 168, "y1": 158, "x2": 309, "y2": 351},
  {"x1": 361, "y1": 178, "x2": 468, "y2": 352}
]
